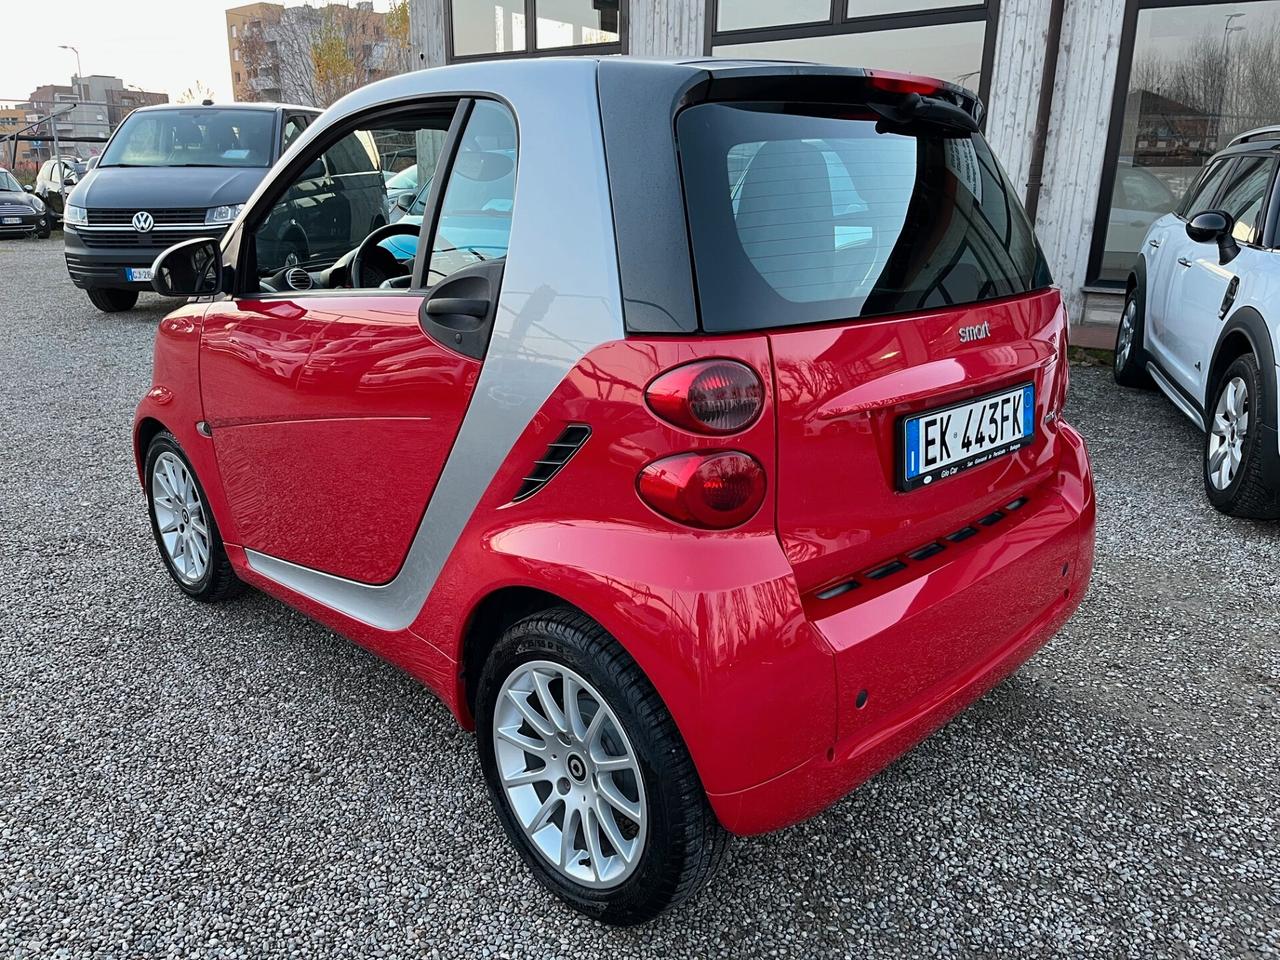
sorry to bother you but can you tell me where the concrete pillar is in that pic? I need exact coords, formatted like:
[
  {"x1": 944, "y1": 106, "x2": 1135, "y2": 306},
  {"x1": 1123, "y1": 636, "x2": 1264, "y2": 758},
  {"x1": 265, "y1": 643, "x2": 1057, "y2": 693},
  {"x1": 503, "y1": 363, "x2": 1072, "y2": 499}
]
[
  {"x1": 627, "y1": 0, "x2": 705, "y2": 58},
  {"x1": 1033, "y1": 1, "x2": 1126, "y2": 318},
  {"x1": 409, "y1": 0, "x2": 448, "y2": 70}
]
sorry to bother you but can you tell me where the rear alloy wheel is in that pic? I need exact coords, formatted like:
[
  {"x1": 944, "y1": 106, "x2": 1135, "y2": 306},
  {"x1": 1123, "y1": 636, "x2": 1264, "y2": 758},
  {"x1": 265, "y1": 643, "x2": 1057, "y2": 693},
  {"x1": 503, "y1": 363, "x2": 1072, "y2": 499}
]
[
  {"x1": 476, "y1": 608, "x2": 726, "y2": 924},
  {"x1": 1204, "y1": 354, "x2": 1280, "y2": 519},
  {"x1": 87, "y1": 288, "x2": 139, "y2": 313},
  {"x1": 145, "y1": 432, "x2": 245, "y2": 601},
  {"x1": 1114, "y1": 292, "x2": 1151, "y2": 387}
]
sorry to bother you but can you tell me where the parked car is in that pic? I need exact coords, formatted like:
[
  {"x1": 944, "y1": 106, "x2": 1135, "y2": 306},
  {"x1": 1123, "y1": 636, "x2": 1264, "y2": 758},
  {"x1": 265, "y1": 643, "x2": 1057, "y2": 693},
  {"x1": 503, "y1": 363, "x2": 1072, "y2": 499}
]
[
  {"x1": 1115, "y1": 125, "x2": 1280, "y2": 518},
  {"x1": 383, "y1": 163, "x2": 420, "y2": 221},
  {"x1": 62, "y1": 102, "x2": 320, "y2": 313},
  {"x1": 135, "y1": 58, "x2": 1095, "y2": 923},
  {"x1": 34, "y1": 155, "x2": 88, "y2": 222},
  {"x1": 0, "y1": 167, "x2": 51, "y2": 238}
]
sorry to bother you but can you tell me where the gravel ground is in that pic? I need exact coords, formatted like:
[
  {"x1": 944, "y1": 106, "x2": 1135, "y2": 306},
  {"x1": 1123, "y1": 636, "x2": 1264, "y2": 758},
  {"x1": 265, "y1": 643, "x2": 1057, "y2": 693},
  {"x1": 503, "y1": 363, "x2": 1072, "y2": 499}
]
[{"x1": 1, "y1": 235, "x2": 1278, "y2": 959}]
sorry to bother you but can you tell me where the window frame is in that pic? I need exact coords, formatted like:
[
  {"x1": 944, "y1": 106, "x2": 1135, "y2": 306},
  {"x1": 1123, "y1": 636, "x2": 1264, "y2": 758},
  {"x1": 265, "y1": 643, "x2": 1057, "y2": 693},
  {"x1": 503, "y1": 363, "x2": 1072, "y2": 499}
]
[
  {"x1": 232, "y1": 97, "x2": 474, "y2": 301},
  {"x1": 704, "y1": 0, "x2": 1000, "y2": 109},
  {"x1": 445, "y1": 0, "x2": 627, "y2": 63},
  {"x1": 1087, "y1": 0, "x2": 1280, "y2": 285}
]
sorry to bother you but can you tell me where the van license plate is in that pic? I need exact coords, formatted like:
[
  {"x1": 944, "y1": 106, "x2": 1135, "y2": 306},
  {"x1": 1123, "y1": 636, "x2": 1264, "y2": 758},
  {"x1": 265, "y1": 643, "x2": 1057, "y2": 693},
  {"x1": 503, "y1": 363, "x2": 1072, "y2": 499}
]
[
  {"x1": 125, "y1": 267, "x2": 153, "y2": 282},
  {"x1": 901, "y1": 383, "x2": 1035, "y2": 490}
]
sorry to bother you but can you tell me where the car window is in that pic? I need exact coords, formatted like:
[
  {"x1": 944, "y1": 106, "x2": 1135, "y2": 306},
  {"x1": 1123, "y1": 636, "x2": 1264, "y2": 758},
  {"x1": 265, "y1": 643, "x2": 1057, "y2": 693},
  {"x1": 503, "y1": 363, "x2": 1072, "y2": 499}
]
[
  {"x1": 100, "y1": 108, "x2": 275, "y2": 168},
  {"x1": 251, "y1": 108, "x2": 455, "y2": 290},
  {"x1": 1214, "y1": 155, "x2": 1274, "y2": 244},
  {"x1": 424, "y1": 101, "x2": 518, "y2": 287},
  {"x1": 678, "y1": 102, "x2": 1049, "y2": 330},
  {"x1": 1117, "y1": 168, "x2": 1174, "y2": 213},
  {"x1": 1177, "y1": 159, "x2": 1232, "y2": 219},
  {"x1": 282, "y1": 114, "x2": 310, "y2": 152}
]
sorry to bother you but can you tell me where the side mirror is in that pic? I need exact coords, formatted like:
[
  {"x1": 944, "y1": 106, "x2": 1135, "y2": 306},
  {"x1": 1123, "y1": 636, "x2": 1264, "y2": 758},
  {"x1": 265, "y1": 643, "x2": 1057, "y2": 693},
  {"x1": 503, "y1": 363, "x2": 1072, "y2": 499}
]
[
  {"x1": 87, "y1": 156, "x2": 99, "y2": 170},
  {"x1": 22, "y1": 184, "x2": 33, "y2": 193},
  {"x1": 1186, "y1": 209, "x2": 1240, "y2": 265},
  {"x1": 152, "y1": 237, "x2": 224, "y2": 298}
]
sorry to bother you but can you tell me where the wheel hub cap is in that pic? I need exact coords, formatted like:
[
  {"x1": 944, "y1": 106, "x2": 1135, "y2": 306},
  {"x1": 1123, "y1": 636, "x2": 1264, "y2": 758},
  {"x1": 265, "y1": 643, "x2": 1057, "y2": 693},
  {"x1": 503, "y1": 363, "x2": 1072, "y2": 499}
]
[
  {"x1": 150, "y1": 451, "x2": 211, "y2": 583},
  {"x1": 1208, "y1": 375, "x2": 1249, "y2": 491},
  {"x1": 492, "y1": 660, "x2": 647, "y2": 889}
]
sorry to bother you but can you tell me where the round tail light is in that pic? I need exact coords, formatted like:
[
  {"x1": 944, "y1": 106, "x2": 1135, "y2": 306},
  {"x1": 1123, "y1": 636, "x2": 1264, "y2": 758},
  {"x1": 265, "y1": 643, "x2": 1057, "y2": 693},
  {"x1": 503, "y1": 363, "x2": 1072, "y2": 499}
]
[
  {"x1": 636, "y1": 451, "x2": 766, "y2": 529},
  {"x1": 646, "y1": 359, "x2": 764, "y2": 435}
]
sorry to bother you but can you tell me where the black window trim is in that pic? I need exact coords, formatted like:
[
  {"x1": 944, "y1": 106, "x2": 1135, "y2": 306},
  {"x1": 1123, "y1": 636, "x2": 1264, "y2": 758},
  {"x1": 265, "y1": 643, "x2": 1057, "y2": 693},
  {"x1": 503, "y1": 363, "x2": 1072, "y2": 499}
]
[
  {"x1": 445, "y1": 0, "x2": 627, "y2": 63},
  {"x1": 1086, "y1": 0, "x2": 1280, "y2": 287},
  {"x1": 703, "y1": 0, "x2": 1000, "y2": 110}
]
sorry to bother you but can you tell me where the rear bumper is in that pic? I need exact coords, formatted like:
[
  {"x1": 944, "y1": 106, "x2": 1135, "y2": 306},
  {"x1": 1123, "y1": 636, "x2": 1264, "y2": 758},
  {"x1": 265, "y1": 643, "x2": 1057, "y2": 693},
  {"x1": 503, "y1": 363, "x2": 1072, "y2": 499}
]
[{"x1": 708, "y1": 423, "x2": 1095, "y2": 835}]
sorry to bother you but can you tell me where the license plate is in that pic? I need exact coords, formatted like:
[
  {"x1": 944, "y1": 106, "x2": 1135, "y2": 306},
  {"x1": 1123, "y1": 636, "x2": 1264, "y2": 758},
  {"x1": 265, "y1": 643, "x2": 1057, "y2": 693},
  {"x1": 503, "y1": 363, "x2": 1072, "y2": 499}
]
[
  {"x1": 901, "y1": 383, "x2": 1035, "y2": 490},
  {"x1": 1, "y1": 217, "x2": 20, "y2": 225},
  {"x1": 125, "y1": 267, "x2": 153, "y2": 282}
]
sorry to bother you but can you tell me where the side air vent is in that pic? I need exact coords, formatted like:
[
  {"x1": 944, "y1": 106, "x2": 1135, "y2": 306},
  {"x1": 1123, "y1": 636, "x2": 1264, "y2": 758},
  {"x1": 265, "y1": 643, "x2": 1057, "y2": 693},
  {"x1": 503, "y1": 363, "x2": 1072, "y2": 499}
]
[
  {"x1": 285, "y1": 267, "x2": 313, "y2": 291},
  {"x1": 512, "y1": 424, "x2": 591, "y2": 502}
]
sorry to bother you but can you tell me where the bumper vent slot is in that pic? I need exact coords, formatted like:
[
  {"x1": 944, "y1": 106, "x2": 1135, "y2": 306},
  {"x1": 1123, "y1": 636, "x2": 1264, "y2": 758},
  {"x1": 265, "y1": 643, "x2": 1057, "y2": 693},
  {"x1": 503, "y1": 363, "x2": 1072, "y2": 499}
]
[
  {"x1": 814, "y1": 495, "x2": 1035, "y2": 604},
  {"x1": 511, "y1": 424, "x2": 590, "y2": 503},
  {"x1": 866, "y1": 560, "x2": 908, "y2": 581}
]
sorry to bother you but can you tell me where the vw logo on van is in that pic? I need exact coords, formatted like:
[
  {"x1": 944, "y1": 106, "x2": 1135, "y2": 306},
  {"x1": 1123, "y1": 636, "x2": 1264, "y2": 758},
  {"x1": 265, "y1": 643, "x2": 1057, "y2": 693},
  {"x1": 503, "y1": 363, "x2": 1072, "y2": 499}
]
[{"x1": 131, "y1": 211, "x2": 154, "y2": 233}]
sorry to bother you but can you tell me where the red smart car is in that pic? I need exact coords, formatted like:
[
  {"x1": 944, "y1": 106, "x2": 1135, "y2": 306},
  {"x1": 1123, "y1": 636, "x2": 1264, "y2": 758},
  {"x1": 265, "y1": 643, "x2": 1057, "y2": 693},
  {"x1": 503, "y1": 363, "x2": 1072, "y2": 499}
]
[{"x1": 136, "y1": 58, "x2": 1095, "y2": 923}]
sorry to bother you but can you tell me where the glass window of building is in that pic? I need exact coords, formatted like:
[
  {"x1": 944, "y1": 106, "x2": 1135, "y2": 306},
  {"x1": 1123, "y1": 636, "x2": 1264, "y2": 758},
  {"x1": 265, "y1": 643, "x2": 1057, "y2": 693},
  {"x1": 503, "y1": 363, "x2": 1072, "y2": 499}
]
[
  {"x1": 713, "y1": 21, "x2": 986, "y2": 91},
  {"x1": 710, "y1": 2, "x2": 995, "y2": 102},
  {"x1": 1093, "y1": 0, "x2": 1280, "y2": 283},
  {"x1": 451, "y1": 0, "x2": 622, "y2": 58}
]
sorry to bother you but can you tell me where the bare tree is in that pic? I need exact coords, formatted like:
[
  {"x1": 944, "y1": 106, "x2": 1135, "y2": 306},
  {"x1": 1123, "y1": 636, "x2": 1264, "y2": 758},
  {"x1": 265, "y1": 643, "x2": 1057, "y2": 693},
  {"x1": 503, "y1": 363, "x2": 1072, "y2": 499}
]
[
  {"x1": 236, "y1": 1, "x2": 411, "y2": 109},
  {"x1": 176, "y1": 81, "x2": 216, "y2": 105}
]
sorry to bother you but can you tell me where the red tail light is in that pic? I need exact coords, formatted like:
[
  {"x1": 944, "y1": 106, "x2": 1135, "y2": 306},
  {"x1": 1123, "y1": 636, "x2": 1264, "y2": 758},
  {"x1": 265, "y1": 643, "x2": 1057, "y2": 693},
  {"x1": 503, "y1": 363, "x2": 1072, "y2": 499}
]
[
  {"x1": 646, "y1": 359, "x2": 764, "y2": 435},
  {"x1": 637, "y1": 451, "x2": 766, "y2": 529}
]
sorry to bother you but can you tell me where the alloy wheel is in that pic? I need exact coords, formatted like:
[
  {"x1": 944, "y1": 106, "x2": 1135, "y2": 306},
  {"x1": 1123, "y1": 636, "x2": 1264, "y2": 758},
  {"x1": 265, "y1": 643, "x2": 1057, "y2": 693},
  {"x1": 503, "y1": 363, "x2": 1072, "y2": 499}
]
[
  {"x1": 151, "y1": 451, "x2": 211, "y2": 583},
  {"x1": 492, "y1": 659, "x2": 647, "y2": 889},
  {"x1": 1208, "y1": 375, "x2": 1249, "y2": 491},
  {"x1": 1116, "y1": 299, "x2": 1135, "y2": 371}
]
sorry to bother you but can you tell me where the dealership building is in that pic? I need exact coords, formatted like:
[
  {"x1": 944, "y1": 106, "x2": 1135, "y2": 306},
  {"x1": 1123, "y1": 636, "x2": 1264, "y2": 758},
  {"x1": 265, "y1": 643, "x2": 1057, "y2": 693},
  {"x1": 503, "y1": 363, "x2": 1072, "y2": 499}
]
[{"x1": 407, "y1": 0, "x2": 1280, "y2": 342}]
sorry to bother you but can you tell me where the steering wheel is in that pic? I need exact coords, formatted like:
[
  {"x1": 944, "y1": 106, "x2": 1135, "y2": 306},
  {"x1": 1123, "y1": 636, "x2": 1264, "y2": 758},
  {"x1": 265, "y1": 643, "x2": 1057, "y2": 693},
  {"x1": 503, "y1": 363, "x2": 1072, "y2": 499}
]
[{"x1": 350, "y1": 221, "x2": 419, "y2": 289}]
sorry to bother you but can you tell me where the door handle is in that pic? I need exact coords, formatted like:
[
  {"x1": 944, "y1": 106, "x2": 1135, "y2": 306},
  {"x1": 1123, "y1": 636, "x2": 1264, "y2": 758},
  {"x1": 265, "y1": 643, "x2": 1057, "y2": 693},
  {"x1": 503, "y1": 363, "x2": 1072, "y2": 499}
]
[
  {"x1": 425, "y1": 297, "x2": 489, "y2": 318},
  {"x1": 1177, "y1": 257, "x2": 1192, "y2": 267},
  {"x1": 1148, "y1": 239, "x2": 1161, "y2": 248}
]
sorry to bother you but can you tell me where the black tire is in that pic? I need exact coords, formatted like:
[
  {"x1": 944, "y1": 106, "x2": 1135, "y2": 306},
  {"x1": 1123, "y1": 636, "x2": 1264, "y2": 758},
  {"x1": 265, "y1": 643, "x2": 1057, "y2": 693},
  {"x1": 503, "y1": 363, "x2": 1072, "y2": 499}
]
[
  {"x1": 475, "y1": 607, "x2": 727, "y2": 925},
  {"x1": 1203, "y1": 354, "x2": 1280, "y2": 519},
  {"x1": 87, "y1": 288, "x2": 139, "y2": 313},
  {"x1": 1114, "y1": 289, "x2": 1152, "y2": 387},
  {"x1": 144, "y1": 432, "x2": 246, "y2": 602}
]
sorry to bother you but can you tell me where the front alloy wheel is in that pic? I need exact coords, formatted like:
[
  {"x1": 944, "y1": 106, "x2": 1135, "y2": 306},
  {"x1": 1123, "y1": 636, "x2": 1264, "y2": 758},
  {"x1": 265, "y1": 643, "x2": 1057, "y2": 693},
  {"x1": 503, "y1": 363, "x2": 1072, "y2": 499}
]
[
  {"x1": 145, "y1": 432, "x2": 245, "y2": 601},
  {"x1": 1203, "y1": 354, "x2": 1280, "y2": 519},
  {"x1": 1207, "y1": 375, "x2": 1249, "y2": 492}
]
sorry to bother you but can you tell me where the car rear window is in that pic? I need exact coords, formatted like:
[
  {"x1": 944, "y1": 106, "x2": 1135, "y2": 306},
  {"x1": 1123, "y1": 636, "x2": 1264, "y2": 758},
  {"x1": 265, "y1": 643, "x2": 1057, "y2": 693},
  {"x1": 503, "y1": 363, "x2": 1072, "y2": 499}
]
[{"x1": 677, "y1": 102, "x2": 1051, "y2": 331}]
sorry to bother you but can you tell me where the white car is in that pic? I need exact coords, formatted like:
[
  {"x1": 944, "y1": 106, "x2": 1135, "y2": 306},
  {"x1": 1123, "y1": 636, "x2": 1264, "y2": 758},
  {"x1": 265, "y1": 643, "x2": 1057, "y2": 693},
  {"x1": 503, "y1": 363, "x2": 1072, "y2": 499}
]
[{"x1": 1115, "y1": 127, "x2": 1280, "y2": 519}]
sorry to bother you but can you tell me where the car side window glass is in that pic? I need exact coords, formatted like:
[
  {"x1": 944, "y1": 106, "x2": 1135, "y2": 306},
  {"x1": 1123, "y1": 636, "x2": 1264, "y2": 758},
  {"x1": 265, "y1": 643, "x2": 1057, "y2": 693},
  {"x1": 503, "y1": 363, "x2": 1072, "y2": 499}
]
[
  {"x1": 250, "y1": 108, "x2": 455, "y2": 291},
  {"x1": 281, "y1": 114, "x2": 309, "y2": 152},
  {"x1": 1214, "y1": 155, "x2": 1274, "y2": 244},
  {"x1": 425, "y1": 101, "x2": 517, "y2": 287},
  {"x1": 1178, "y1": 159, "x2": 1232, "y2": 218}
]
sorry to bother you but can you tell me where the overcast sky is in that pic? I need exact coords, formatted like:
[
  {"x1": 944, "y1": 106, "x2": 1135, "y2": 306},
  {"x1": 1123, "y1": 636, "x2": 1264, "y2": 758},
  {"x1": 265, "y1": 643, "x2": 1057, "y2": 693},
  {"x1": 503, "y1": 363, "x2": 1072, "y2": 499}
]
[{"x1": 0, "y1": 0, "x2": 391, "y2": 106}]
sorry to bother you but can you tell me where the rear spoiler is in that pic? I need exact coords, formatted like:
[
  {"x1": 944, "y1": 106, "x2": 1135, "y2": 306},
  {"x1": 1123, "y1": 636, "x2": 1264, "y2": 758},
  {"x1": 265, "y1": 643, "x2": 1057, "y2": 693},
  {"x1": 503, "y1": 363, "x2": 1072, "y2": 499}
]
[{"x1": 689, "y1": 64, "x2": 985, "y2": 129}]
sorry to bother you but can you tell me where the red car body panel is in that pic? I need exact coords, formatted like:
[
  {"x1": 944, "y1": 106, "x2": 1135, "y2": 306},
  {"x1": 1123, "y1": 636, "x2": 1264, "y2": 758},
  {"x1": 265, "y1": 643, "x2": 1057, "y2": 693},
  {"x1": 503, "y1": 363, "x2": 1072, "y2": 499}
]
[
  {"x1": 134, "y1": 285, "x2": 1093, "y2": 837},
  {"x1": 197, "y1": 296, "x2": 481, "y2": 584}
]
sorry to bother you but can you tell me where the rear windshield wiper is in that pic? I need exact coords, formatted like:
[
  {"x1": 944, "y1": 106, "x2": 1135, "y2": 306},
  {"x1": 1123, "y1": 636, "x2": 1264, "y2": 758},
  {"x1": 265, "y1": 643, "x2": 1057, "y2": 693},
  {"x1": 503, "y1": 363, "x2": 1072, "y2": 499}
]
[{"x1": 870, "y1": 93, "x2": 979, "y2": 135}]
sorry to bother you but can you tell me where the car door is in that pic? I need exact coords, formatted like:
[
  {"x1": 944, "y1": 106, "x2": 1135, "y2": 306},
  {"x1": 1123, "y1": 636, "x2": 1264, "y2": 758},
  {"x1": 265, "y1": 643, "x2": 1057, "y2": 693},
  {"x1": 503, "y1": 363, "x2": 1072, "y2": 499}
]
[
  {"x1": 1147, "y1": 158, "x2": 1234, "y2": 359},
  {"x1": 199, "y1": 97, "x2": 518, "y2": 585},
  {"x1": 1163, "y1": 154, "x2": 1276, "y2": 400}
]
